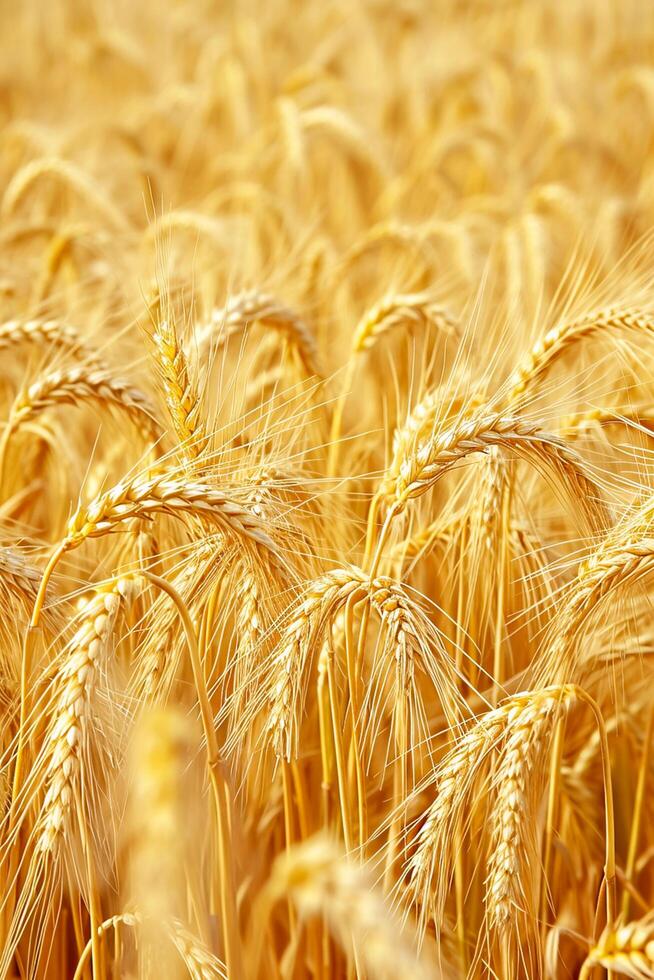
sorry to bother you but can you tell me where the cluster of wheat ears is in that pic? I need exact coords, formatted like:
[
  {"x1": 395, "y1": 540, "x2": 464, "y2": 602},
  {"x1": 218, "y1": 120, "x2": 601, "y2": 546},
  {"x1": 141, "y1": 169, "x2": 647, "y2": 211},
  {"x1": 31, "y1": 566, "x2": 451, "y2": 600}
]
[{"x1": 4, "y1": 1, "x2": 654, "y2": 978}]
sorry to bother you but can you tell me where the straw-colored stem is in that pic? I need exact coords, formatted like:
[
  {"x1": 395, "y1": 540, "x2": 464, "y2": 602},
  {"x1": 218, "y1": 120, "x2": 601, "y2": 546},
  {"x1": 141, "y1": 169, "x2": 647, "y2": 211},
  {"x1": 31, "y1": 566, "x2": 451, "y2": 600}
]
[
  {"x1": 344, "y1": 600, "x2": 367, "y2": 849},
  {"x1": 327, "y1": 656, "x2": 352, "y2": 851},
  {"x1": 328, "y1": 358, "x2": 357, "y2": 478},
  {"x1": 141, "y1": 571, "x2": 241, "y2": 980},
  {"x1": 539, "y1": 714, "x2": 565, "y2": 945},
  {"x1": 621, "y1": 701, "x2": 654, "y2": 919}
]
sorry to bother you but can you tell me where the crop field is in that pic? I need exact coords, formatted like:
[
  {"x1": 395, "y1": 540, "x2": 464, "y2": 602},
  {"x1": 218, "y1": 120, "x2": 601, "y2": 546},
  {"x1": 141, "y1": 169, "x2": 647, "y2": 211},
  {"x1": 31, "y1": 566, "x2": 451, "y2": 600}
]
[{"x1": 1, "y1": 1, "x2": 654, "y2": 978}]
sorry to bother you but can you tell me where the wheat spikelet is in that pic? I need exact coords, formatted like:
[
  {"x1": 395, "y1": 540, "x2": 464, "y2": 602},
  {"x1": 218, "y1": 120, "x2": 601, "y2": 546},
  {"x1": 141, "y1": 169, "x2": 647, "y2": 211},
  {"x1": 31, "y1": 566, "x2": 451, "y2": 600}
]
[
  {"x1": 153, "y1": 318, "x2": 207, "y2": 459},
  {"x1": 269, "y1": 835, "x2": 437, "y2": 980},
  {"x1": 199, "y1": 289, "x2": 321, "y2": 376},
  {"x1": 37, "y1": 575, "x2": 140, "y2": 853},
  {"x1": 8, "y1": 366, "x2": 160, "y2": 440}
]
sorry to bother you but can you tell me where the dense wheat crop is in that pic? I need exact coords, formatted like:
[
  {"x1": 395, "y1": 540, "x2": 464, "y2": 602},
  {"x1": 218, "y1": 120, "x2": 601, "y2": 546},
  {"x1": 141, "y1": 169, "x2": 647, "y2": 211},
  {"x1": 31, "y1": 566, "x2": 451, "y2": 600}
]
[{"x1": 3, "y1": 1, "x2": 654, "y2": 977}]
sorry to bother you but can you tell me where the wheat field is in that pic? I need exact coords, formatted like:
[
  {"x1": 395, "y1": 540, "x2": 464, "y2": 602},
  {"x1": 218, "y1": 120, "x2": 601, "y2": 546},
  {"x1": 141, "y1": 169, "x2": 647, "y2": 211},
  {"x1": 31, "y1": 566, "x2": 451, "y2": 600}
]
[{"x1": 2, "y1": 1, "x2": 654, "y2": 977}]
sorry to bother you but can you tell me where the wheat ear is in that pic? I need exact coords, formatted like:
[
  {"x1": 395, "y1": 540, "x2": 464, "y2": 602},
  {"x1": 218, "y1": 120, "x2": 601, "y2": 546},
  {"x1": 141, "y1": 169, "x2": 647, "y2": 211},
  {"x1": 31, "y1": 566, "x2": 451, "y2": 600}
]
[
  {"x1": 0, "y1": 546, "x2": 41, "y2": 602},
  {"x1": 485, "y1": 691, "x2": 576, "y2": 931},
  {"x1": 266, "y1": 565, "x2": 459, "y2": 763},
  {"x1": 352, "y1": 292, "x2": 458, "y2": 353},
  {"x1": 507, "y1": 307, "x2": 654, "y2": 404},
  {"x1": 580, "y1": 916, "x2": 654, "y2": 979},
  {"x1": 0, "y1": 318, "x2": 104, "y2": 365},
  {"x1": 538, "y1": 495, "x2": 654, "y2": 683},
  {"x1": 560, "y1": 406, "x2": 654, "y2": 441},
  {"x1": 329, "y1": 302, "x2": 460, "y2": 476},
  {"x1": 267, "y1": 835, "x2": 437, "y2": 980},
  {"x1": 199, "y1": 289, "x2": 321, "y2": 376},
  {"x1": 63, "y1": 471, "x2": 284, "y2": 564},
  {"x1": 73, "y1": 913, "x2": 226, "y2": 980},
  {"x1": 7, "y1": 366, "x2": 161, "y2": 441},
  {"x1": 153, "y1": 318, "x2": 207, "y2": 459},
  {"x1": 1, "y1": 155, "x2": 129, "y2": 230},
  {"x1": 38, "y1": 576, "x2": 140, "y2": 853},
  {"x1": 414, "y1": 684, "x2": 615, "y2": 940},
  {"x1": 384, "y1": 410, "x2": 609, "y2": 531}
]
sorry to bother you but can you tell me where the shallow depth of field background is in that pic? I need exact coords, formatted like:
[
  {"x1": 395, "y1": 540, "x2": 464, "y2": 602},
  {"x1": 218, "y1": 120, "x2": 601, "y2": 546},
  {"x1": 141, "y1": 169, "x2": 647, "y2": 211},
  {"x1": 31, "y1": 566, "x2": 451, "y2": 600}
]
[{"x1": 1, "y1": 2, "x2": 654, "y2": 978}]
